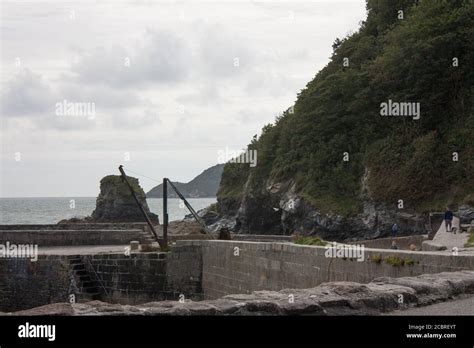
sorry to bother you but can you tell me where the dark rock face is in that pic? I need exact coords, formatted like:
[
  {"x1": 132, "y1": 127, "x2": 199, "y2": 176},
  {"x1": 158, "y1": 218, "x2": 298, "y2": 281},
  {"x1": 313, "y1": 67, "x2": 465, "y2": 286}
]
[
  {"x1": 91, "y1": 175, "x2": 159, "y2": 223},
  {"x1": 213, "y1": 175, "x2": 431, "y2": 242}
]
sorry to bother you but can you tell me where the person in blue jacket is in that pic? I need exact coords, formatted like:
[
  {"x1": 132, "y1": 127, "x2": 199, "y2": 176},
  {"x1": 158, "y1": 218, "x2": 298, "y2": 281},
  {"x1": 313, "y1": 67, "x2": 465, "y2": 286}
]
[{"x1": 391, "y1": 223, "x2": 398, "y2": 237}]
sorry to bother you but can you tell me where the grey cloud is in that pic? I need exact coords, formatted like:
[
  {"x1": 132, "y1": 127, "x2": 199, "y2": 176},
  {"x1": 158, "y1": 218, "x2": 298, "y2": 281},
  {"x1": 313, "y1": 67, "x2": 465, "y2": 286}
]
[
  {"x1": 197, "y1": 24, "x2": 257, "y2": 79},
  {"x1": 175, "y1": 83, "x2": 224, "y2": 107},
  {"x1": 58, "y1": 80, "x2": 144, "y2": 110},
  {"x1": 110, "y1": 108, "x2": 161, "y2": 129},
  {"x1": 1, "y1": 69, "x2": 57, "y2": 116},
  {"x1": 71, "y1": 30, "x2": 190, "y2": 87}
]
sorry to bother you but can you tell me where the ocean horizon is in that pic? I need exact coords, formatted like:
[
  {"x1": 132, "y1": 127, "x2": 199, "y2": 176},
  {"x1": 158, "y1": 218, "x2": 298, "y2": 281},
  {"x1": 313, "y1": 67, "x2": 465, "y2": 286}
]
[{"x1": 0, "y1": 197, "x2": 216, "y2": 224}]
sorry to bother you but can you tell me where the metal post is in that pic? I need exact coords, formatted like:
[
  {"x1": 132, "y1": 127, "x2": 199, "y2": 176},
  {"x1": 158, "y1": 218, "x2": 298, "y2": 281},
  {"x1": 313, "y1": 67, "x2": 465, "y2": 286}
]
[
  {"x1": 163, "y1": 178, "x2": 168, "y2": 247},
  {"x1": 118, "y1": 165, "x2": 166, "y2": 249}
]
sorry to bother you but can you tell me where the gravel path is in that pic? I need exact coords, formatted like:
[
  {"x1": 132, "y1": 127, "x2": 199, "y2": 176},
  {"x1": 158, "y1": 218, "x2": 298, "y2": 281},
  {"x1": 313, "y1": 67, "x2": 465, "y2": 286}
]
[{"x1": 387, "y1": 295, "x2": 474, "y2": 315}]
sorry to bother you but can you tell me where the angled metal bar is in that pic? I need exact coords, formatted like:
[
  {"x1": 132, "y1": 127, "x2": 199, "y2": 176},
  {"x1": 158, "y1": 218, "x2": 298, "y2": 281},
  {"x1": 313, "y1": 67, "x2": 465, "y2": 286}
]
[
  {"x1": 165, "y1": 178, "x2": 213, "y2": 237},
  {"x1": 118, "y1": 165, "x2": 166, "y2": 248}
]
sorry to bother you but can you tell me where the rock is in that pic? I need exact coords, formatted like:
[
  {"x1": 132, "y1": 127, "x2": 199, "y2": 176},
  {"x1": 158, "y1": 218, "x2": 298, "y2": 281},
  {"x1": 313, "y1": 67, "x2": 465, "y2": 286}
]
[
  {"x1": 457, "y1": 205, "x2": 474, "y2": 224},
  {"x1": 184, "y1": 205, "x2": 220, "y2": 226},
  {"x1": 7, "y1": 271, "x2": 474, "y2": 316},
  {"x1": 218, "y1": 227, "x2": 232, "y2": 240},
  {"x1": 421, "y1": 241, "x2": 448, "y2": 251},
  {"x1": 91, "y1": 175, "x2": 159, "y2": 223}
]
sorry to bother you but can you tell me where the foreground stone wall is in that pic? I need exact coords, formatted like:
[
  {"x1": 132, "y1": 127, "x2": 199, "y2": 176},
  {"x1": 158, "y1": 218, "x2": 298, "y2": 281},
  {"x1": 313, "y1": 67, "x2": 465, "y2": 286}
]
[
  {"x1": 9, "y1": 271, "x2": 474, "y2": 316},
  {"x1": 172, "y1": 240, "x2": 474, "y2": 299},
  {"x1": 0, "y1": 256, "x2": 70, "y2": 312}
]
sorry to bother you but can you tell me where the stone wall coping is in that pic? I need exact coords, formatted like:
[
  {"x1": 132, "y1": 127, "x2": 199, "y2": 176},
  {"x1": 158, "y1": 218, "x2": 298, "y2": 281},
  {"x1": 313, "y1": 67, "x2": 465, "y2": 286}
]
[{"x1": 174, "y1": 239, "x2": 472, "y2": 258}]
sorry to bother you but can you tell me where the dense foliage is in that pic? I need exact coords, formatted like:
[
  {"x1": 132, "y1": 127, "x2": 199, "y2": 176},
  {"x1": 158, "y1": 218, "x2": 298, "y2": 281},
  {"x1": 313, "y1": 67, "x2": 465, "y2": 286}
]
[{"x1": 218, "y1": 0, "x2": 474, "y2": 215}]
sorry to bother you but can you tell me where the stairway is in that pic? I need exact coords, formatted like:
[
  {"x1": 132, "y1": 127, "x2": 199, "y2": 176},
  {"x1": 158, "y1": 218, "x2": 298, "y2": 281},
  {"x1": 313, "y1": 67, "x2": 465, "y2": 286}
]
[
  {"x1": 138, "y1": 230, "x2": 156, "y2": 244},
  {"x1": 138, "y1": 226, "x2": 161, "y2": 247},
  {"x1": 68, "y1": 255, "x2": 102, "y2": 302}
]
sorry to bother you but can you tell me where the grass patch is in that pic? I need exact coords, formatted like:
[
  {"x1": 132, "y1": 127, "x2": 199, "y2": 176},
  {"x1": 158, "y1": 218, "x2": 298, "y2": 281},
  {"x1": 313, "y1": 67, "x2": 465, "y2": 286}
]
[
  {"x1": 300, "y1": 192, "x2": 360, "y2": 217},
  {"x1": 464, "y1": 232, "x2": 474, "y2": 248},
  {"x1": 384, "y1": 255, "x2": 406, "y2": 267},
  {"x1": 206, "y1": 202, "x2": 219, "y2": 213},
  {"x1": 369, "y1": 254, "x2": 383, "y2": 264},
  {"x1": 293, "y1": 235, "x2": 328, "y2": 246}
]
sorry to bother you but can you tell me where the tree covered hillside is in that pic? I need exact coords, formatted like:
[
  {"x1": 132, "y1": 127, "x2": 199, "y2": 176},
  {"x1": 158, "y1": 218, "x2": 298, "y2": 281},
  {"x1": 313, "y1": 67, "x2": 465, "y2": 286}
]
[{"x1": 217, "y1": 0, "x2": 473, "y2": 235}]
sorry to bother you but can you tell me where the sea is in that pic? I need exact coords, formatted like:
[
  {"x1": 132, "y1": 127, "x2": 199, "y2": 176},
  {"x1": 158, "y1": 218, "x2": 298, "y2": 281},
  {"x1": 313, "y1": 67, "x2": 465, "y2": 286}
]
[{"x1": 0, "y1": 197, "x2": 217, "y2": 224}]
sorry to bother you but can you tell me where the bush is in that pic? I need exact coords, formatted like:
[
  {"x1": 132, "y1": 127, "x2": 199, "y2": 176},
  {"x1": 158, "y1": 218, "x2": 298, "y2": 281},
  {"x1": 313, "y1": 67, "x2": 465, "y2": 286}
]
[{"x1": 293, "y1": 235, "x2": 328, "y2": 246}]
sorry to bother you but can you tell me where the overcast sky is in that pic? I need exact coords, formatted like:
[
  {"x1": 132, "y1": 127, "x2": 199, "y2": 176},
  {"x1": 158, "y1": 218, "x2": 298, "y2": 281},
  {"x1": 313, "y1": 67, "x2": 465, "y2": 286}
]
[{"x1": 0, "y1": 0, "x2": 366, "y2": 197}]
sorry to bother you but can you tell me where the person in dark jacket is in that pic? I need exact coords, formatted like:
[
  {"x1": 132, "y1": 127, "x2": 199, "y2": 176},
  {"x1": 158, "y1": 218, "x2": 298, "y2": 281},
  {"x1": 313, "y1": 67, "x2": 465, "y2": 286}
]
[
  {"x1": 444, "y1": 207, "x2": 454, "y2": 233},
  {"x1": 391, "y1": 223, "x2": 398, "y2": 238}
]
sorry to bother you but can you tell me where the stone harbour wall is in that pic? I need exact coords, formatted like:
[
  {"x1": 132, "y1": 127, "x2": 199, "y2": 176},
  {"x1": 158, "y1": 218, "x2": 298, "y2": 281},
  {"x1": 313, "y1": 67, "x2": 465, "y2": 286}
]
[
  {"x1": 174, "y1": 240, "x2": 474, "y2": 299},
  {"x1": 0, "y1": 256, "x2": 70, "y2": 312},
  {"x1": 87, "y1": 253, "x2": 172, "y2": 304},
  {"x1": 1, "y1": 239, "x2": 473, "y2": 312},
  {"x1": 0, "y1": 249, "x2": 204, "y2": 312}
]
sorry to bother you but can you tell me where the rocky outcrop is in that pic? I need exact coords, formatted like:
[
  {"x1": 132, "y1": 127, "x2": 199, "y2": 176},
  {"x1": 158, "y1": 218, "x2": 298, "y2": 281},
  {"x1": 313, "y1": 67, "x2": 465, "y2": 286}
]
[
  {"x1": 91, "y1": 175, "x2": 159, "y2": 223},
  {"x1": 4, "y1": 271, "x2": 474, "y2": 316},
  {"x1": 214, "y1": 172, "x2": 430, "y2": 242}
]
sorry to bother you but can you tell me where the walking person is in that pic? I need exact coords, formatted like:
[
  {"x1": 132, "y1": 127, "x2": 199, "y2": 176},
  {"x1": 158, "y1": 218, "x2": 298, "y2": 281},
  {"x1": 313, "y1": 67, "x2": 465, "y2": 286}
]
[
  {"x1": 444, "y1": 207, "x2": 454, "y2": 233},
  {"x1": 391, "y1": 223, "x2": 398, "y2": 238}
]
